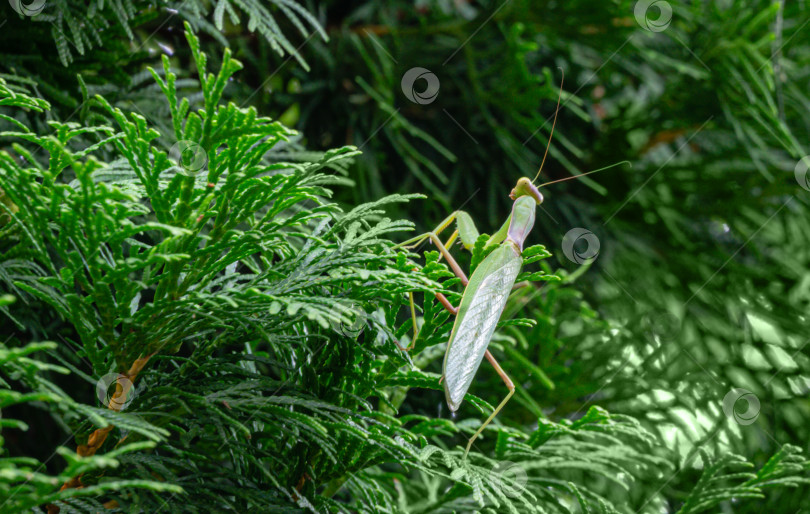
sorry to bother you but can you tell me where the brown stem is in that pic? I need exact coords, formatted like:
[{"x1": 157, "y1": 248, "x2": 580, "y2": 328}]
[{"x1": 47, "y1": 353, "x2": 155, "y2": 513}]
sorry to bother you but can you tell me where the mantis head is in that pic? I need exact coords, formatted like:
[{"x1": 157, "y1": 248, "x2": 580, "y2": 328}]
[
  {"x1": 506, "y1": 178, "x2": 544, "y2": 251},
  {"x1": 510, "y1": 177, "x2": 544, "y2": 205}
]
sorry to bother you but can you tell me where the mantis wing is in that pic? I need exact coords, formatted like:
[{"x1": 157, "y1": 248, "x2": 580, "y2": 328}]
[{"x1": 442, "y1": 243, "x2": 522, "y2": 412}]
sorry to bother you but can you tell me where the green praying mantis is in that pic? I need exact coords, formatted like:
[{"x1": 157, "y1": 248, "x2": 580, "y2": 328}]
[{"x1": 396, "y1": 74, "x2": 619, "y2": 457}]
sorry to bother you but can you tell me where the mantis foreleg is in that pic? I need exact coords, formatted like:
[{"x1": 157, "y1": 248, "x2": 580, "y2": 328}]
[{"x1": 396, "y1": 210, "x2": 479, "y2": 253}]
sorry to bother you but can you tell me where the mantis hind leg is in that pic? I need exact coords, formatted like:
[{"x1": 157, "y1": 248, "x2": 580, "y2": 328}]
[{"x1": 463, "y1": 350, "x2": 515, "y2": 458}]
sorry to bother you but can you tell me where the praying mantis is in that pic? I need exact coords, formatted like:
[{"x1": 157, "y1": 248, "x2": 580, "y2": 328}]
[{"x1": 397, "y1": 74, "x2": 618, "y2": 457}]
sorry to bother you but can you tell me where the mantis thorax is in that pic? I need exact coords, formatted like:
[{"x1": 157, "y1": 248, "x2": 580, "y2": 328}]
[{"x1": 506, "y1": 195, "x2": 537, "y2": 251}]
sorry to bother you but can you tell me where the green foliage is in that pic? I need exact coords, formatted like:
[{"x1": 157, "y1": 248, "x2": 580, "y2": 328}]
[
  {"x1": 1, "y1": 0, "x2": 809, "y2": 513},
  {"x1": 1, "y1": 25, "x2": 431, "y2": 511},
  {"x1": 11, "y1": 0, "x2": 326, "y2": 67},
  {"x1": 0, "y1": 341, "x2": 181, "y2": 511}
]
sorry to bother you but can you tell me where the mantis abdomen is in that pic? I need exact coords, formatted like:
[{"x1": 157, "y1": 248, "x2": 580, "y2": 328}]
[{"x1": 442, "y1": 242, "x2": 523, "y2": 412}]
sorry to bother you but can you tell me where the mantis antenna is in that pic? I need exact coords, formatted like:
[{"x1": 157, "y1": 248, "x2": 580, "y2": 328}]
[
  {"x1": 536, "y1": 160, "x2": 631, "y2": 188},
  {"x1": 529, "y1": 69, "x2": 629, "y2": 188},
  {"x1": 532, "y1": 68, "x2": 565, "y2": 184}
]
